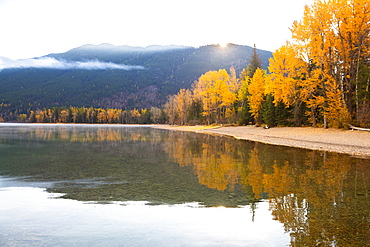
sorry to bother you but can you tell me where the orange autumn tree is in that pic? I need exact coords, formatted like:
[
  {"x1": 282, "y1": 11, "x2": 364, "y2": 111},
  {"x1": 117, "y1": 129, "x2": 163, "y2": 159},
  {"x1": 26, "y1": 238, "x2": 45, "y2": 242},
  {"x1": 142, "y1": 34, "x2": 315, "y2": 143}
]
[
  {"x1": 192, "y1": 69, "x2": 237, "y2": 124},
  {"x1": 288, "y1": 0, "x2": 369, "y2": 127},
  {"x1": 267, "y1": 44, "x2": 307, "y2": 126},
  {"x1": 164, "y1": 95, "x2": 178, "y2": 125},
  {"x1": 173, "y1": 89, "x2": 193, "y2": 125},
  {"x1": 247, "y1": 68, "x2": 266, "y2": 126}
]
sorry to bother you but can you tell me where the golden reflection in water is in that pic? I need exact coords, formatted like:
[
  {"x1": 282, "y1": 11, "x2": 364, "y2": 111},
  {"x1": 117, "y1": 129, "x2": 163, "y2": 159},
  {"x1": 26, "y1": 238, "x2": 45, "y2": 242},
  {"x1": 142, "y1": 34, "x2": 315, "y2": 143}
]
[
  {"x1": 163, "y1": 131, "x2": 370, "y2": 246},
  {"x1": 246, "y1": 147, "x2": 264, "y2": 199},
  {"x1": 11, "y1": 126, "x2": 155, "y2": 143},
  {"x1": 163, "y1": 132, "x2": 243, "y2": 191}
]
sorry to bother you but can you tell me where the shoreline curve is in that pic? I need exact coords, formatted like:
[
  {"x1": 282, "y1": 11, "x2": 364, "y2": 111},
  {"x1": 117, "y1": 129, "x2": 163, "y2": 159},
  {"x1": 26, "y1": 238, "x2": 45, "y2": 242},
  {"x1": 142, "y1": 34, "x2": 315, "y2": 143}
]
[{"x1": 153, "y1": 125, "x2": 370, "y2": 157}]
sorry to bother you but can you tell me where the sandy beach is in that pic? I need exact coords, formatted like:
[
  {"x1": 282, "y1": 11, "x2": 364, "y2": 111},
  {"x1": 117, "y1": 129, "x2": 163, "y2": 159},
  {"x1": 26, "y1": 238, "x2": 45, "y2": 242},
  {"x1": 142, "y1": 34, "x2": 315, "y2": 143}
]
[{"x1": 153, "y1": 125, "x2": 370, "y2": 157}]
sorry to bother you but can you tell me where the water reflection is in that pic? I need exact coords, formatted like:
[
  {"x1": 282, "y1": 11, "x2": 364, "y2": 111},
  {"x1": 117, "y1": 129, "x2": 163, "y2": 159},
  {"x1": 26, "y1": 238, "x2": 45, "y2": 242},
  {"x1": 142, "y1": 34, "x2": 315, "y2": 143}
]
[
  {"x1": 165, "y1": 131, "x2": 370, "y2": 246},
  {"x1": 0, "y1": 124, "x2": 162, "y2": 143},
  {"x1": 0, "y1": 124, "x2": 369, "y2": 246}
]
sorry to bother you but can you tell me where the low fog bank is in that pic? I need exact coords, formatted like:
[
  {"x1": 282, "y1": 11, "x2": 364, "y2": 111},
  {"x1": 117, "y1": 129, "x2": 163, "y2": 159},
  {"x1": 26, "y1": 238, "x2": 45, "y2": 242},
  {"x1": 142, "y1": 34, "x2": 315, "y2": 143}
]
[{"x1": 0, "y1": 57, "x2": 144, "y2": 71}]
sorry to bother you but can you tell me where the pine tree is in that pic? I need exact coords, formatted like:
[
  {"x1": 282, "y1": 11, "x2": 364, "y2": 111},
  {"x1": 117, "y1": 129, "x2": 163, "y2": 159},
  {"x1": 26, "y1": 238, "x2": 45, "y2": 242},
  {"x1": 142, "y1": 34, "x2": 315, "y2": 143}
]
[
  {"x1": 262, "y1": 94, "x2": 275, "y2": 127},
  {"x1": 246, "y1": 44, "x2": 263, "y2": 78}
]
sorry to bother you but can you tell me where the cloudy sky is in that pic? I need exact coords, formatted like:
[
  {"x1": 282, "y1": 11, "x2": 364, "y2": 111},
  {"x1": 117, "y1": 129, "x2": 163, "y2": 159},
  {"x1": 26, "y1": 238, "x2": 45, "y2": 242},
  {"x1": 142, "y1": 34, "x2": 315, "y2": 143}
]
[{"x1": 0, "y1": 0, "x2": 313, "y2": 60}]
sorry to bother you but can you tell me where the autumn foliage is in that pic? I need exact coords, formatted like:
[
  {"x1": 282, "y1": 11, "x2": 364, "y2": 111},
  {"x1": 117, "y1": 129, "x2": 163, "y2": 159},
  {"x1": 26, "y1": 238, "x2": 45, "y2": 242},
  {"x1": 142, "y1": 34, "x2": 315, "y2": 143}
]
[
  {"x1": 17, "y1": 106, "x2": 165, "y2": 124},
  {"x1": 165, "y1": 0, "x2": 370, "y2": 128}
]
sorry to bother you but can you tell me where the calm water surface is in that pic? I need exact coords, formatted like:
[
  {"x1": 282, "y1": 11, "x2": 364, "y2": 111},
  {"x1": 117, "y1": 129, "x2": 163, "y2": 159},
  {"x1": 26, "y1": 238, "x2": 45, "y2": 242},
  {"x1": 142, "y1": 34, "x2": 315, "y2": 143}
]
[{"x1": 0, "y1": 123, "x2": 369, "y2": 246}]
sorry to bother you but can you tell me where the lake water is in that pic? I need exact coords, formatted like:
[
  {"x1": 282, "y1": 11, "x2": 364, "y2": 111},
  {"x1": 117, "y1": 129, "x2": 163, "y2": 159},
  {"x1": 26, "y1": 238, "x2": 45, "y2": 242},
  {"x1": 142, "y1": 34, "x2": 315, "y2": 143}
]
[{"x1": 0, "y1": 123, "x2": 369, "y2": 246}]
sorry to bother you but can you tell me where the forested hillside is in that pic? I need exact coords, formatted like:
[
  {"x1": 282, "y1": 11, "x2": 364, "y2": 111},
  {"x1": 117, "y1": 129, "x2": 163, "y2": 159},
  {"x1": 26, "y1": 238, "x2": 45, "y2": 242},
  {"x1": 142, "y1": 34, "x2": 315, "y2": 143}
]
[{"x1": 0, "y1": 44, "x2": 271, "y2": 120}]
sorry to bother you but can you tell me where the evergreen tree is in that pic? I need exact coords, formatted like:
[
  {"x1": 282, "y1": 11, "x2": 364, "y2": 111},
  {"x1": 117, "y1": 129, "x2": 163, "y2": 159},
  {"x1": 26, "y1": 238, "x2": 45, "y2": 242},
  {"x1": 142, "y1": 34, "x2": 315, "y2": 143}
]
[
  {"x1": 275, "y1": 102, "x2": 292, "y2": 126},
  {"x1": 262, "y1": 94, "x2": 275, "y2": 127},
  {"x1": 245, "y1": 44, "x2": 263, "y2": 78}
]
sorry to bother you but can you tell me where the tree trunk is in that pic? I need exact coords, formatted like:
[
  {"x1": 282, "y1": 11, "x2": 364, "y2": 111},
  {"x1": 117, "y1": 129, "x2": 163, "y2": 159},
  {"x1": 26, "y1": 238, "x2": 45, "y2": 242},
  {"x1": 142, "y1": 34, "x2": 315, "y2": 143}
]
[{"x1": 311, "y1": 107, "x2": 317, "y2": 127}]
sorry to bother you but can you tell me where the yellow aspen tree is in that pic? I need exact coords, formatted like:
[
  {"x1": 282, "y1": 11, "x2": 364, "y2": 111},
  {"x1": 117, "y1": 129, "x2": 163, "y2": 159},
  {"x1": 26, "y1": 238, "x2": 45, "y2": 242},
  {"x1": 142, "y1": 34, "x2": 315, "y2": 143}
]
[
  {"x1": 18, "y1": 114, "x2": 27, "y2": 122},
  {"x1": 210, "y1": 69, "x2": 230, "y2": 122},
  {"x1": 218, "y1": 79, "x2": 237, "y2": 121},
  {"x1": 97, "y1": 109, "x2": 107, "y2": 123},
  {"x1": 192, "y1": 71, "x2": 215, "y2": 124},
  {"x1": 267, "y1": 44, "x2": 308, "y2": 125},
  {"x1": 323, "y1": 75, "x2": 351, "y2": 128},
  {"x1": 131, "y1": 109, "x2": 141, "y2": 121},
  {"x1": 289, "y1": 6, "x2": 322, "y2": 126},
  {"x1": 164, "y1": 95, "x2": 178, "y2": 125},
  {"x1": 175, "y1": 89, "x2": 193, "y2": 125},
  {"x1": 107, "y1": 109, "x2": 118, "y2": 123},
  {"x1": 28, "y1": 110, "x2": 36, "y2": 122},
  {"x1": 248, "y1": 68, "x2": 265, "y2": 126},
  {"x1": 86, "y1": 107, "x2": 95, "y2": 123},
  {"x1": 116, "y1": 109, "x2": 123, "y2": 123},
  {"x1": 59, "y1": 109, "x2": 69, "y2": 123},
  {"x1": 297, "y1": 1, "x2": 338, "y2": 128},
  {"x1": 71, "y1": 107, "x2": 78, "y2": 123},
  {"x1": 267, "y1": 44, "x2": 304, "y2": 106},
  {"x1": 193, "y1": 69, "x2": 231, "y2": 124},
  {"x1": 46, "y1": 108, "x2": 54, "y2": 123},
  {"x1": 331, "y1": 0, "x2": 370, "y2": 115},
  {"x1": 35, "y1": 109, "x2": 45, "y2": 123},
  {"x1": 289, "y1": 0, "x2": 369, "y2": 127}
]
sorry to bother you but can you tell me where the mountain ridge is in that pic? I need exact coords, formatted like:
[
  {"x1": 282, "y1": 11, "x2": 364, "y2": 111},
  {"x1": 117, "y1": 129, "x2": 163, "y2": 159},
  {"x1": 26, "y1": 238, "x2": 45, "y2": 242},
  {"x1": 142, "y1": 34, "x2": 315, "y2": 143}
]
[{"x1": 0, "y1": 44, "x2": 272, "y2": 117}]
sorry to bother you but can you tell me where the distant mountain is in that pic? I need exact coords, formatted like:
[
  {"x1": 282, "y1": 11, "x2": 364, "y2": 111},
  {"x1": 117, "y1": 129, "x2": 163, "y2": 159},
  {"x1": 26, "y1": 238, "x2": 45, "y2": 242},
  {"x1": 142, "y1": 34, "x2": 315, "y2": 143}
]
[{"x1": 0, "y1": 44, "x2": 272, "y2": 114}]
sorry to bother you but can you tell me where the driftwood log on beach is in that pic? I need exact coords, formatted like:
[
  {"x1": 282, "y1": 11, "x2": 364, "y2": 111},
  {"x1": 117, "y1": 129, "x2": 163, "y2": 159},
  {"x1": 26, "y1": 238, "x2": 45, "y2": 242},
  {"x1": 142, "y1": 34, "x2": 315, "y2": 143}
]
[{"x1": 348, "y1": 124, "x2": 370, "y2": 132}]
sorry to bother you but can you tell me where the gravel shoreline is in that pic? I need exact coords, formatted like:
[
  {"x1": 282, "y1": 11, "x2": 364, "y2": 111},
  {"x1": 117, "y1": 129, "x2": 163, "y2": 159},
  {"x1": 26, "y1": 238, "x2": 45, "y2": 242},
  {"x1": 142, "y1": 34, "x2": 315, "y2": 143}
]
[{"x1": 153, "y1": 125, "x2": 370, "y2": 157}]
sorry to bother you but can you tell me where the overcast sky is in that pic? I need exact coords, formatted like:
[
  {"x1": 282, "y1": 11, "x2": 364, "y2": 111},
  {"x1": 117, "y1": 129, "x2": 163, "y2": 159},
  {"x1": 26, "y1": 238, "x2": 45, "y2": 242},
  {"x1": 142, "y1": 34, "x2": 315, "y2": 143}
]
[{"x1": 0, "y1": 0, "x2": 313, "y2": 60}]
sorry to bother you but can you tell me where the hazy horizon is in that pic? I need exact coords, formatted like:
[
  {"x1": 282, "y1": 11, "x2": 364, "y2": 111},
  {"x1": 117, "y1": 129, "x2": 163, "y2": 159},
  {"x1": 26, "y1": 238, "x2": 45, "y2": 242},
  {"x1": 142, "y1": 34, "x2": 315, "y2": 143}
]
[{"x1": 0, "y1": 0, "x2": 313, "y2": 60}]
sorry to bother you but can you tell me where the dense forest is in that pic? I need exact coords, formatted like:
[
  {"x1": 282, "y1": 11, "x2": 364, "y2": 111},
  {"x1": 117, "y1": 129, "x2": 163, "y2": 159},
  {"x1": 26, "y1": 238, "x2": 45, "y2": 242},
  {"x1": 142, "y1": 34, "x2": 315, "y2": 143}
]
[
  {"x1": 164, "y1": 0, "x2": 370, "y2": 128},
  {"x1": 12, "y1": 106, "x2": 165, "y2": 124}
]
